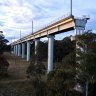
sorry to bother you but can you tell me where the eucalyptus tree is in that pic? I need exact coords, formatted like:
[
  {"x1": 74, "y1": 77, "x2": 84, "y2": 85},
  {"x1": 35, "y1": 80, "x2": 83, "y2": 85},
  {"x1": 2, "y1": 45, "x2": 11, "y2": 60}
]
[
  {"x1": 0, "y1": 31, "x2": 9, "y2": 54},
  {"x1": 76, "y1": 31, "x2": 96, "y2": 96}
]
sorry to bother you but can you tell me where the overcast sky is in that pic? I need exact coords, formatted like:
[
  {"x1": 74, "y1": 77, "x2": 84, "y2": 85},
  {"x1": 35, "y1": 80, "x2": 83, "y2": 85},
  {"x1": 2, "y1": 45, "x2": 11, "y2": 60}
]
[{"x1": 0, "y1": 0, "x2": 96, "y2": 42}]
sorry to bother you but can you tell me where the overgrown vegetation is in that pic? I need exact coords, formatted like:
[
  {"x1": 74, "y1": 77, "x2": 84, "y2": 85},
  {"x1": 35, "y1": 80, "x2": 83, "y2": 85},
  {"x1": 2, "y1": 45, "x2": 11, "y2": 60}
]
[
  {"x1": 27, "y1": 31, "x2": 96, "y2": 96},
  {"x1": 0, "y1": 31, "x2": 96, "y2": 96},
  {"x1": 0, "y1": 31, "x2": 10, "y2": 78},
  {"x1": 0, "y1": 31, "x2": 9, "y2": 54},
  {"x1": 0, "y1": 56, "x2": 9, "y2": 78}
]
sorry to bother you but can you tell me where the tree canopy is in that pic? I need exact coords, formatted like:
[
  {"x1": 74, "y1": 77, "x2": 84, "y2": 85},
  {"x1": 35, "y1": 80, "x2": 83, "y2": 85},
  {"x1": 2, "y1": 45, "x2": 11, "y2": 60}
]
[
  {"x1": 26, "y1": 31, "x2": 96, "y2": 96},
  {"x1": 0, "y1": 31, "x2": 9, "y2": 54}
]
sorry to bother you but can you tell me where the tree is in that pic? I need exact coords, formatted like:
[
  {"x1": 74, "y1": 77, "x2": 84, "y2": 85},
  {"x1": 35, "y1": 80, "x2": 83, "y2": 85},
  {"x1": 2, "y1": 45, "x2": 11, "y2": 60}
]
[
  {"x1": 26, "y1": 41, "x2": 46, "y2": 96},
  {"x1": 28, "y1": 41, "x2": 46, "y2": 79},
  {"x1": 47, "y1": 32, "x2": 96, "y2": 96},
  {"x1": 54, "y1": 37, "x2": 75, "y2": 62},
  {"x1": 76, "y1": 32, "x2": 96, "y2": 96},
  {"x1": 0, "y1": 31, "x2": 9, "y2": 78},
  {"x1": 0, "y1": 31, "x2": 9, "y2": 54},
  {"x1": 47, "y1": 51, "x2": 76, "y2": 96}
]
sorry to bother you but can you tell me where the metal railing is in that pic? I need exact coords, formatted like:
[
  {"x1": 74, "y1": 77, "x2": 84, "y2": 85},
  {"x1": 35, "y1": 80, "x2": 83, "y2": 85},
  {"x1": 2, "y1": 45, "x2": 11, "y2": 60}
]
[{"x1": 12, "y1": 13, "x2": 72, "y2": 43}]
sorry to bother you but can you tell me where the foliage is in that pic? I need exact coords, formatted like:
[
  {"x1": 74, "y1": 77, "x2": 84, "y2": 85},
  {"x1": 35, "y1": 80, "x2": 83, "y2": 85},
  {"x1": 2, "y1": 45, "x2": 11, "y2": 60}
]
[
  {"x1": 0, "y1": 31, "x2": 9, "y2": 54},
  {"x1": 26, "y1": 60, "x2": 46, "y2": 80},
  {"x1": 27, "y1": 32, "x2": 96, "y2": 96},
  {"x1": 30, "y1": 37, "x2": 75, "y2": 63},
  {"x1": 0, "y1": 31, "x2": 9, "y2": 78},
  {"x1": 77, "y1": 32, "x2": 96, "y2": 81},
  {"x1": 76, "y1": 32, "x2": 96, "y2": 96},
  {"x1": 47, "y1": 32, "x2": 96, "y2": 96},
  {"x1": 54, "y1": 37, "x2": 75, "y2": 62},
  {"x1": 0, "y1": 81, "x2": 36, "y2": 96},
  {"x1": 26, "y1": 41, "x2": 46, "y2": 96},
  {"x1": 0, "y1": 56, "x2": 9, "y2": 78},
  {"x1": 47, "y1": 52, "x2": 77, "y2": 96}
]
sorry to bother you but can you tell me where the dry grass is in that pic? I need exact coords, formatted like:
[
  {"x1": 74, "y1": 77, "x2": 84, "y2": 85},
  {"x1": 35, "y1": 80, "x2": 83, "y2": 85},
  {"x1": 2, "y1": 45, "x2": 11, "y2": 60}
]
[
  {"x1": 0, "y1": 52, "x2": 46, "y2": 96},
  {"x1": 2, "y1": 52, "x2": 29, "y2": 81}
]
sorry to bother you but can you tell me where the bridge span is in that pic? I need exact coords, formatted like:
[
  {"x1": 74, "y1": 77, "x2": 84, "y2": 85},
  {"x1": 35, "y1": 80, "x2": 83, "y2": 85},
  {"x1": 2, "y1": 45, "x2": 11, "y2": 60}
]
[{"x1": 11, "y1": 15, "x2": 89, "y2": 73}]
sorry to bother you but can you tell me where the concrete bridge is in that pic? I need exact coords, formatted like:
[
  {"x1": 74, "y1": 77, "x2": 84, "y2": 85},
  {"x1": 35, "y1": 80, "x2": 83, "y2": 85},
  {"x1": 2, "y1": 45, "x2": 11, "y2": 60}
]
[{"x1": 11, "y1": 15, "x2": 89, "y2": 73}]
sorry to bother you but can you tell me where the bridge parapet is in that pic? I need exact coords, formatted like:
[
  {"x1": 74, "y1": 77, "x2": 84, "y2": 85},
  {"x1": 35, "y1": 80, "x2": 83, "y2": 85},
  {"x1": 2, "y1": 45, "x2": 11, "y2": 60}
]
[
  {"x1": 11, "y1": 15, "x2": 75, "y2": 45},
  {"x1": 11, "y1": 15, "x2": 90, "y2": 45}
]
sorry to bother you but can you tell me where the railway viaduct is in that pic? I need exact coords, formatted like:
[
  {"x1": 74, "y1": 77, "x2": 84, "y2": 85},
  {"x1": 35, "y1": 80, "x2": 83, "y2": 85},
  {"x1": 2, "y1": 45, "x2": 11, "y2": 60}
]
[{"x1": 11, "y1": 15, "x2": 89, "y2": 73}]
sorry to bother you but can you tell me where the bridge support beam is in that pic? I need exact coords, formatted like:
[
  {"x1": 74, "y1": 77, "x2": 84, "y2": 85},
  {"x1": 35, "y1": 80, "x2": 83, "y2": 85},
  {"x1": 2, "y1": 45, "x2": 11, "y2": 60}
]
[
  {"x1": 75, "y1": 28, "x2": 84, "y2": 35},
  {"x1": 22, "y1": 43, "x2": 25, "y2": 59},
  {"x1": 11, "y1": 46, "x2": 13, "y2": 54},
  {"x1": 35, "y1": 39, "x2": 40, "y2": 55},
  {"x1": 13, "y1": 45, "x2": 16, "y2": 55},
  {"x1": 74, "y1": 18, "x2": 89, "y2": 92},
  {"x1": 35, "y1": 39, "x2": 40, "y2": 65},
  {"x1": 27, "y1": 41, "x2": 31, "y2": 61},
  {"x1": 18, "y1": 44, "x2": 21, "y2": 56},
  {"x1": 47, "y1": 35, "x2": 54, "y2": 73},
  {"x1": 16, "y1": 45, "x2": 18, "y2": 56}
]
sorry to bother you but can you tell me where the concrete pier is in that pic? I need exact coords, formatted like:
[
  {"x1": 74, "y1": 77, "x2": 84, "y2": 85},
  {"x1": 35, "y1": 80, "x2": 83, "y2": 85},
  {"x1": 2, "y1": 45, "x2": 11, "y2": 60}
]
[
  {"x1": 22, "y1": 43, "x2": 25, "y2": 59},
  {"x1": 16, "y1": 45, "x2": 18, "y2": 55},
  {"x1": 35, "y1": 39, "x2": 40, "y2": 55},
  {"x1": 47, "y1": 35, "x2": 54, "y2": 73},
  {"x1": 18, "y1": 44, "x2": 21, "y2": 56},
  {"x1": 27, "y1": 41, "x2": 30, "y2": 61}
]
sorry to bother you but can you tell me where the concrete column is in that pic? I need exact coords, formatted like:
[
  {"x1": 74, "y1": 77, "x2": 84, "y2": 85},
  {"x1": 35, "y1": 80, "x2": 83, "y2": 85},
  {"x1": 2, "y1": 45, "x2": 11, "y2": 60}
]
[
  {"x1": 14, "y1": 45, "x2": 16, "y2": 55},
  {"x1": 18, "y1": 44, "x2": 21, "y2": 56},
  {"x1": 15, "y1": 45, "x2": 16, "y2": 55},
  {"x1": 16, "y1": 45, "x2": 18, "y2": 56},
  {"x1": 75, "y1": 28, "x2": 78, "y2": 35},
  {"x1": 47, "y1": 35, "x2": 54, "y2": 73},
  {"x1": 27, "y1": 41, "x2": 30, "y2": 61},
  {"x1": 35, "y1": 39, "x2": 40, "y2": 65},
  {"x1": 35, "y1": 39, "x2": 40, "y2": 55},
  {"x1": 11, "y1": 46, "x2": 13, "y2": 54},
  {"x1": 22, "y1": 43, "x2": 25, "y2": 59}
]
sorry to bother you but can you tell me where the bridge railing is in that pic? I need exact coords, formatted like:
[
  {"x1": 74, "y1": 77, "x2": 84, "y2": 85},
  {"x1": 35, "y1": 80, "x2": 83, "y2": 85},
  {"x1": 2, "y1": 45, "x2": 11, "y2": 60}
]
[
  {"x1": 34, "y1": 13, "x2": 71, "y2": 33},
  {"x1": 12, "y1": 13, "x2": 72, "y2": 43}
]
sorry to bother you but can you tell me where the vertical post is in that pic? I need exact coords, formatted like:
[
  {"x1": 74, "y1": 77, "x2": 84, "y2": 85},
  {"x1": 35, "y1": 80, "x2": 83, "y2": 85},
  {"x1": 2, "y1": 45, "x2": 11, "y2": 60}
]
[
  {"x1": 15, "y1": 45, "x2": 17, "y2": 55},
  {"x1": 47, "y1": 35, "x2": 54, "y2": 73},
  {"x1": 16, "y1": 45, "x2": 18, "y2": 56},
  {"x1": 18, "y1": 44, "x2": 21, "y2": 56},
  {"x1": 32, "y1": 20, "x2": 33, "y2": 34},
  {"x1": 22, "y1": 43, "x2": 25, "y2": 59},
  {"x1": 20, "y1": 30, "x2": 21, "y2": 39},
  {"x1": 15, "y1": 45, "x2": 16, "y2": 55},
  {"x1": 11, "y1": 46, "x2": 13, "y2": 54},
  {"x1": 35, "y1": 39, "x2": 40, "y2": 65},
  {"x1": 70, "y1": 0, "x2": 72, "y2": 15},
  {"x1": 14, "y1": 45, "x2": 15, "y2": 54},
  {"x1": 35, "y1": 39, "x2": 40, "y2": 55},
  {"x1": 27, "y1": 41, "x2": 30, "y2": 61}
]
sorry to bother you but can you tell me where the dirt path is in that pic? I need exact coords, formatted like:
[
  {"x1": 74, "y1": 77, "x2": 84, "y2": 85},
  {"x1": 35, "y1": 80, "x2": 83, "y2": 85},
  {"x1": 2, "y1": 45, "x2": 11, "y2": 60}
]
[{"x1": 2, "y1": 52, "x2": 29, "y2": 81}]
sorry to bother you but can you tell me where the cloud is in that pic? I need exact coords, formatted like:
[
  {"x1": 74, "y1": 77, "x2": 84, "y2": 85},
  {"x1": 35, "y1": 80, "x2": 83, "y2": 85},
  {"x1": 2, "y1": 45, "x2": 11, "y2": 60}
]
[{"x1": 0, "y1": 0, "x2": 96, "y2": 43}]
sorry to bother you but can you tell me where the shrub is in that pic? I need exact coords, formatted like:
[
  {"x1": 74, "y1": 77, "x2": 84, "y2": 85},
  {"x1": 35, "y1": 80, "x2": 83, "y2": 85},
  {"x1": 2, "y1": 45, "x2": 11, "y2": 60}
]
[{"x1": 0, "y1": 56, "x2": 9, "y2": 78}]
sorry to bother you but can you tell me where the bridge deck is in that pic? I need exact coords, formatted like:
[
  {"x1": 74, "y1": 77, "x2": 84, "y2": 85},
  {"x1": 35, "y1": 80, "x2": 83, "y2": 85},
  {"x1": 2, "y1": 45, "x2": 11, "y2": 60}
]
[{"x1": 11, "y1": 15, "x2": 75, "y2": 45}]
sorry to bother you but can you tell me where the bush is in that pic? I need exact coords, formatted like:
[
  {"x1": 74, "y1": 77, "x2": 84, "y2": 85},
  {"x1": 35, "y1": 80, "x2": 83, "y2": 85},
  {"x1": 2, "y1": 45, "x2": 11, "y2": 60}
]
[{"x1": 0, "y1": 56, "x2": 9, "y2": 78}]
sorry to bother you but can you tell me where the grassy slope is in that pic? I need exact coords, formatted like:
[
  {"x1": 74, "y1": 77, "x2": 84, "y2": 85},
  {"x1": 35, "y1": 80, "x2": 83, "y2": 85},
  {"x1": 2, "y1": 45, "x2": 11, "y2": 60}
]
[
  {"x1": 3, "y1": 52, "x2": 29, "y2": 80},
  {"x1": 0, "y1": 81, "x2": 35, "y2": 96},
  {"x1": 0, "y1": 52, "x2": 35, "y2": 96}
]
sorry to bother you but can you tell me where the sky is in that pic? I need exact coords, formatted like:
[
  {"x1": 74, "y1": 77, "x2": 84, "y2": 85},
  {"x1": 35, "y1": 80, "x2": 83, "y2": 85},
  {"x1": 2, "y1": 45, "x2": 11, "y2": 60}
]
[{"x1": 0, "y1": 0, "x2": 96, "y2": 43}]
